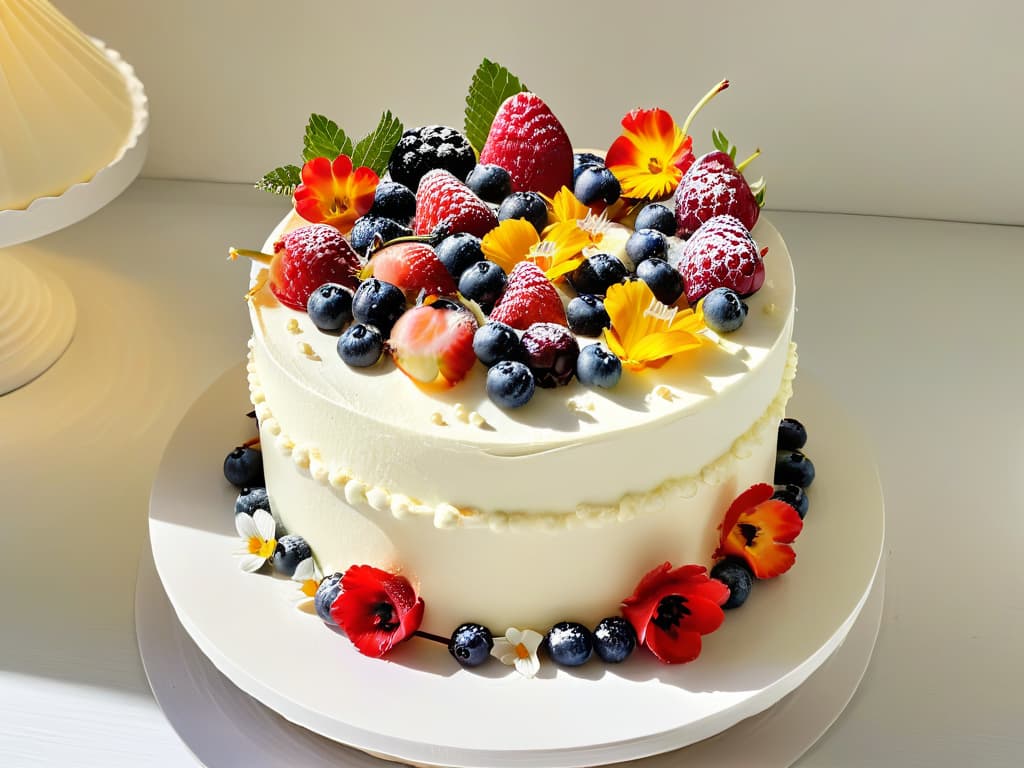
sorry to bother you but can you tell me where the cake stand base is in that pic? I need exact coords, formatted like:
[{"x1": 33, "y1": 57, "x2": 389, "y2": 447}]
[
  {"x1": 136, "y1": 545, "x2": 884, "y2": 768},
  {"x1": 0, "y1": 254, "x2": 76, "y2": 394},
  {"x1": 147, "y1": 363, "x2": 884, "y2": 767}
]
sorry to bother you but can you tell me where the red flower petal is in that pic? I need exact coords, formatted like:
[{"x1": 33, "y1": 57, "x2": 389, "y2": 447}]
[
  {"x1": 330, "y1": 565, "x2": 425, "y2": 658},
  {"x1": 715, "y1": 485, "x2": 805, "y2": 579},
  {"x1": 646, "y1": 624, "x2": 703, "y2": 665},
  {"x1": 301, "y1": 156, "x2": 333, "y2": 186},
  {"x1": 331, "y1": 154, "x2": 354, "y2": 178}
]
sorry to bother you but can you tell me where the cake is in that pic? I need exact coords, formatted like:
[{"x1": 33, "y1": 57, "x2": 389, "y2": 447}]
[
  {"x1": 226, "y1": 61, "x2": 812, "y2": 673},
  {"x1": 0, "y1": 0, "x2": 136, "y2": 210}
]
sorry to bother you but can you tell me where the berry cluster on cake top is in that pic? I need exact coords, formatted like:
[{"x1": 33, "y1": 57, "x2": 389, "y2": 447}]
[{"x1": 232, "y1": 59, "x2": 770, "y2": 411}]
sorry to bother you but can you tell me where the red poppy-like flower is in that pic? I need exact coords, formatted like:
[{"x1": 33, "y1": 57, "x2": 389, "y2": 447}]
[
  {"x1": 293, "y1": 155, "x2": 378, "y2": 234},
  {"x1": 330, "y1": 565, "x2": 425, "y2": 658},
  {"x1": 621, "y1": 562, "x2": 729, "y2": 664},
  {"x1": 605, "y1": 108, "x2": 694, "y2": 200},
  {"x1": 714, "y1": 483, "x2": 804, "y2": 579}
]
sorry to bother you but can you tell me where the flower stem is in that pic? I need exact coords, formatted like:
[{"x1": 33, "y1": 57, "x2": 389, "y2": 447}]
[
  {"x1": 413, "y1": 629, "x2": 450, "y2": 645},
  {"x1": 681, "y1": 79, "x2": 730, "y2": 137},
  {"x1": 228, "y1": 247, "x2": 274, "y2": 265},
  {"x1": 736, "y1": 148, "x2": 761, "y2": 173}
]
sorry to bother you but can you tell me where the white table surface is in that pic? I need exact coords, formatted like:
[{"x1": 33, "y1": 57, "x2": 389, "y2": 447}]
[{"x1": 1, "y1": 179, "x2": 1022, "y2": 767}]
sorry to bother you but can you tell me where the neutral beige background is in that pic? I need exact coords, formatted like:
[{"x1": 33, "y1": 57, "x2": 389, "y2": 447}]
[{"x1": 58, "y1": 0, "x2": 1023, "y2": 225}]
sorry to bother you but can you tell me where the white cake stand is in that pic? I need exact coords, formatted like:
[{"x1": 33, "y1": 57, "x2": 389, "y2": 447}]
[
  {"x1": 0, "y1": 38, "x2": 148, "y2": 395},
  {"x1": 147, "y1": 364, "x2": 885, "y2": 767}
]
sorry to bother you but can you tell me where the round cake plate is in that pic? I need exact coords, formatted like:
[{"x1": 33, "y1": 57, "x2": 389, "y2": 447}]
[
  {"x1": 136, "y1": 543, "x2": 885, "y2": 768},
  {"x1": 148, "y1": 363, "x2": 885, "y2": 768}
]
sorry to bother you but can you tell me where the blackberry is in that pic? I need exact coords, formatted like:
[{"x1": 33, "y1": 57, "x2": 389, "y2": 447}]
[{"x1": 387, "y1": 125, "x2": 475, "y2": 190}]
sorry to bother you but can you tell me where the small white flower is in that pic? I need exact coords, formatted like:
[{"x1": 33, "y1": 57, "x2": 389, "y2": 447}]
[
  {"x1": 291, "y1": 556, "x2": 323, "y2": 605},
  {"x1": 491, "y1": 627, "x2": 543, "y2": 678},
  {"x1": 234, "y1": 509, "x2": 277, "y2": 572}
]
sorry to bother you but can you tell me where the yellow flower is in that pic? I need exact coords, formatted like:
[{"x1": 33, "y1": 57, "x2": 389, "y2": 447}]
[
  {"x1": 481, "y1": 218, "x2": 590, "y2": 281},
  {"x1": 602, "y1": 280, "x2": 708, "y2": 371}
]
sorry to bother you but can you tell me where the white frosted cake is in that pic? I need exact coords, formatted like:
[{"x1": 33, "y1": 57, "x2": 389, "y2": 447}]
[{"x1": 228, "y1": 63, "x2": 810, "y2": 671}]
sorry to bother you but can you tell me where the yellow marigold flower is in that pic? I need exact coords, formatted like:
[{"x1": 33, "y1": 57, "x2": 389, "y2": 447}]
[
  {"x1": 481, "y1": 218, "x2": 590, "y2": 281},
  {"x1": 602, "y1": 280, "x2": 708, "y2": 371}
]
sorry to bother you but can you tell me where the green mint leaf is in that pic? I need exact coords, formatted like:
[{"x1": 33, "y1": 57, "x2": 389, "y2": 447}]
[
  {"x1": 464, "y1": 58, "x2": 528, "y2": 153},
  {"x1": 303, "y1": 114, "x2": 353, "y2": 162},
  {"x1": 351, "y1": 111, "x2": 404, "y2": 175},
  {"x1": 255, "y1": 164, "x2": 301, "y2": 196}
]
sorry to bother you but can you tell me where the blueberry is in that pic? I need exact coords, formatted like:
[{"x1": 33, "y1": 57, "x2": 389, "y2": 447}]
[
  {"x1": 435, "y1": 233, "x2": 484, "y2": 279},
  {"x1": 337, "y1": 323, "x2": 385, "y2": 367},
  {"x1": 497, "y1": 191, "x2": 548, "y2": 234},
  {"x1": 306, "y1": 283, "x2": 354, "y2": 332},
  {"x1": 448, "y1": 622, "x2": 494, "y2": 667},
  {"x1": 369, "y1": 181, "x2": 416, "y2": 224},
  {"x1": 636, "y1": 258, "x2": 684, "y2": 305},
  {"x1": 778, "y1": 418, "x2": 808, "y2": 451},
  {"x1": 569, "y1": 253, "x2": 628, "y2": 296},
  {"x1": 223, "y1": 446, "x2": 263, "y2": 488},
  {"x1": 458, "y1": 260, "x2": 507, "y2": 309},
  {"x1": 635, "y1": 203, "x2": 677, "y2": 236},
  {"x1": 272, "y1": 534, "x2": 312, "y2": 577},
  {"x1": 711, "y1": 557, "x2": 754, "y2": 609},
  {"x1": 314, "y1": 572, "x2": 344, "y2": 624},
  {"x1": 702, "y1": 287, "x2": 748, "y2": 333},
  {"x1": 466, "y1": 163, "x2": 512, "y2": 204},
  {"x1": 234, "y1": 486, "x2": 270, "y2": 516},
  {"x1": 566, "y1": 294, "x2": 610, "y2": 337},
  {"x1": 592, "y1": 616, "x2": 636, "y2": 663},
  {"x1": 775, "y1": 450, "x2": 816, "y2": 488},
  {"x1": 351, "y1": 278, "x2": 406, "y2": 334},
  {"x1": 576, "y1": 344, "x2": 622, "y2": 389},
  {"x1": 574, "y1": 165, "x2": 621, "y2": 206},
  {"x1": 625, "y1": 228, "x2": 668, "y2": 266},
  {"x1": 573, "y1": 152, "x2": 605, "y2": 183},
  {"x1": 348, "y1": 215, "x2": 412, "y2": 257},
  {"x1": 473, "y1": 321, "x2": 524, "y2": 367},
  {"x1": 773, "y1": 483, "x2": 809, "y2": 519},
  {"x1": 545, "y1": 621, "x2": 593, "y2": 666},
  {"x1": 486, "y1": 360, "x2": 536, "y2": 408}
]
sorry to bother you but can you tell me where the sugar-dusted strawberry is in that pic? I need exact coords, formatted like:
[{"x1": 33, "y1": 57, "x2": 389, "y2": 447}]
[
  {"x1": 413, "y1": 170, "x2": 498, "y2": 239},
  {"x1": 389, "y1": 304, "x2": 478, "y2": 386},
  {"x1": 364, "y1": 242, "x2": 457, "y2": 297},
  {"x1": 678, "y1": 215, "x2": 766, "y2": 304},
  {"x1": 229, "y1": 223, "x2": 360, "y2": 311},
  {"x1": 479, "y1": 92, "x2": 573, "y2": 197},
  {"x1": 674, "y1": 132, "x2": 765, "y2": 237},
  {"x1": 489, "y1": 261, "x2": 567, "y2": 330}
]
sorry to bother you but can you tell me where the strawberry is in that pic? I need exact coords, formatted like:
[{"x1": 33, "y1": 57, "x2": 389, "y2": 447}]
[
  {"x1": 678, "y1": 215, "x2": 766, "y2": 304},
  {"x1": 365, "y1": 242, "x2": 456, "y2": 297},
  {"x1": 389, "y1": 304, "x2": 478, "y2": 386},
  {"x1": 231, "y1": 223, "x2": 361, "y2": 312},
  {"x1": 479, "y1": 92, "x2": 573, "y2": 197},
  {"x1": 489, "y1": 261, "x2": 567, "y2": 330},
  {"x1": 413, "y1": 169, "x2": 498, "y2": 239},
  {"x1": 674, "y1": 132, "x2": 765, "y2": 238}
]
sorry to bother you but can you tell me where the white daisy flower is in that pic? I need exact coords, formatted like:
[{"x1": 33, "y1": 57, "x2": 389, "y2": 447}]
[
  {"x1": 491, "y1": 627, "x2": 543, "y2": 678},
  {"x1": 235, "y1": 509, "x2": 277, "y2": 572},
  {"x1": 291, "y1": 556, "x2": 322, "y2": 605}
]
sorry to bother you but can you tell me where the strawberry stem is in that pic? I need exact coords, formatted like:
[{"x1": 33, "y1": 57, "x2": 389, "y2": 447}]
[
  {"x1": 681, "y1": 79, "x2": 729, "y2": 137},
  {"x1": 229, "y1": 247, "x2": 274, "y2": 266},
  {"x1": 366, "y1": 232, "x2": 444, "y2": 259},
  {"x1": 736, "y1": 148, "x2": 761, "y2": 173}
]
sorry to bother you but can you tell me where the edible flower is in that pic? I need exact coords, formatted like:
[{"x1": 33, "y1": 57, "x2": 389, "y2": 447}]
[
  {"x1": 329, "y1": 565, "x2": 425, "y2": 658},
  {"x1": 293, "y1": 154, "x2": 378, "y2": 234},
  {"x1": 605, "y1": 80, "x2": 729, "y2": 200},
  {"x1": 490, "y1": 627, "x2": 544, "y2": 678},
  {"x1": 621, "y1": 562, "x2": 729, "y2": 664},
  {"x1": 235, "y1": 510, "x2": 277, "y2": 573},
  {"x1": 714, "y1": 483, "x2": 804, "y2": 579},
  {"x1": 481, "y1": 218, "x2": 590, "y2": 280},
  {"x1": 292, "y1": 557, "x2": 322, "y2": 600},
  {"x1": 602, "y1": 280, "x2": 708, "y2": 371}
]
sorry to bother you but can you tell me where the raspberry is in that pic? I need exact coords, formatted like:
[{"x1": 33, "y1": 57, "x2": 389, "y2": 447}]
[
  {"x1": 387, "y1": 125, "x2": 476, "y2": 190},
  {"x1": 521, "y1": 322, "x2": 579, "y2": 388},
  {"x1": 678, "y1": 215, "x2": 766, "y2": 304},
  {"x1": 413, "y1": 170, "x2": 498, "y2": 239},
  {"x1": 488, "y1": 261, "x2": 566, "y2": 330},
  {"x1": 269, "y1": 224, "x2": 361, "y2": 311}
]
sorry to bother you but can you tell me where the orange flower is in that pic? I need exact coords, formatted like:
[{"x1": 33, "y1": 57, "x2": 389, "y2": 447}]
[
  {"x1": 605, "y1": 108, "x2": 693, "y2": 201},
  {"x1": 602, "y1": 280, "x2": 707, "y2": 371},
  {"x1": 481, "y1": 218, "x2": 590, "y2": 281},
  {"x1": 714, "y1": 484, "x2": 804, "y2": 579},
  {"x1": 293, "y1": 155, "x2": 378, "y2": 234}
]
